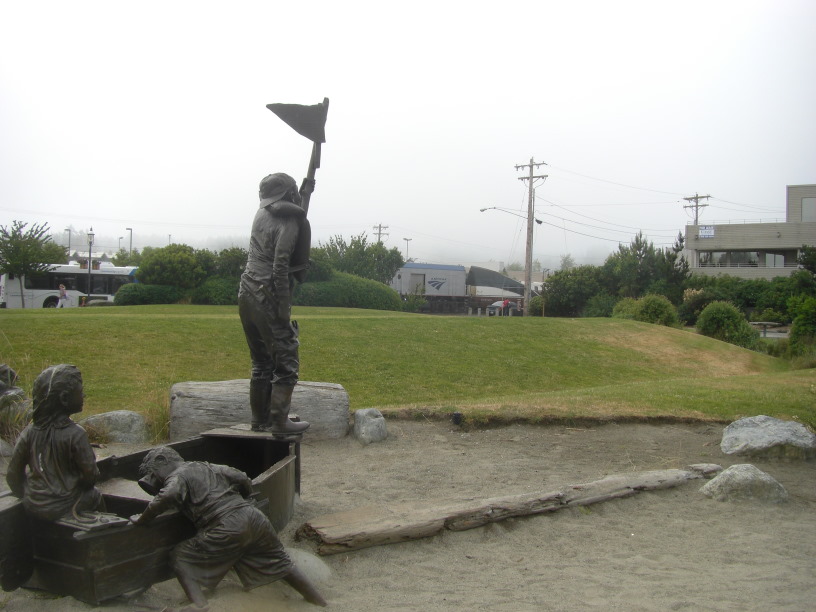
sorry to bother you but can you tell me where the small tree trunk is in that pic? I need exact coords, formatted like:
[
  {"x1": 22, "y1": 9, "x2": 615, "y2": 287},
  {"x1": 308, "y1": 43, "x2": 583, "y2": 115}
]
[{"x1": 17, "y1": 276, "x2": 25, "y2": 308}]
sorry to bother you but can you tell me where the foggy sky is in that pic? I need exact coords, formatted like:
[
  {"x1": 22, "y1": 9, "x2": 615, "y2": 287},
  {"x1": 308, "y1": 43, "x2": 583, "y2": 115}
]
[{"x1": 1, "y1": 1, "x2": 814, "y2": 270}]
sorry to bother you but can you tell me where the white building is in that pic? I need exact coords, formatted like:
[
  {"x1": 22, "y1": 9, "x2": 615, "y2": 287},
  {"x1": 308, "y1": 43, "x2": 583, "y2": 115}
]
[{"x1": 684, "y1": 184, "x2": 816, "y2": 280}]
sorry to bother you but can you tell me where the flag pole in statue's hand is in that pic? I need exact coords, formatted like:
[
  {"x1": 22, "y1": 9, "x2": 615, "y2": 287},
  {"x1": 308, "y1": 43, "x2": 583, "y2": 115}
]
[{"x1": 266, "y1": 98, "x2": 329, "y2": 216}]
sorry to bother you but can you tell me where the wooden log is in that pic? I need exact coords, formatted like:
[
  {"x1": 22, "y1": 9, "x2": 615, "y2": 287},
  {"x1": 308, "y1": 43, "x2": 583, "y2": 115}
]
[
  {"x1": 169, "y1": 380, "x2": 349, "y2": 441},
  {"x1": 297, "y1": 467, "x2": 718, "y2": 555}
]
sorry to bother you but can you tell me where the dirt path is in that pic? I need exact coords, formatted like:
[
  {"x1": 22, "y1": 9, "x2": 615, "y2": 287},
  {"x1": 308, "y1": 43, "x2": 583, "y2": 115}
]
[{"x1": 2, "y1": 420, "x2": 815, "y2": 611}]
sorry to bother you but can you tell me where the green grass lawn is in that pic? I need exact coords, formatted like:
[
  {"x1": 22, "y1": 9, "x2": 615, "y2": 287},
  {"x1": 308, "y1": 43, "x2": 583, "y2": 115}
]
[{"x1": 1, "y1": 305, "x2": 814, "y2": 440}]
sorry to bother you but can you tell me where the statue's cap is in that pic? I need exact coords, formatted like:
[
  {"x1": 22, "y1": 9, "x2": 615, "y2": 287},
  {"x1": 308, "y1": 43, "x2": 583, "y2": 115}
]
[{"x1": 259, "y1": 173, "x2": 297, "y2": 207}]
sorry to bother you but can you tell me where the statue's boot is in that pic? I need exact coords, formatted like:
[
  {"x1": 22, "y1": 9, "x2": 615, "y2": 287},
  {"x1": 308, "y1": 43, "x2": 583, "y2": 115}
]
[
  {"x1": 264, "y1": 384, "x2": 310, "y2": 438},
  {"x1": 283, "y1": 565, "x2": 327, "y2": 607},
  {"x1": 249, "y1": 378, "x2": 271, "y2": 432}
]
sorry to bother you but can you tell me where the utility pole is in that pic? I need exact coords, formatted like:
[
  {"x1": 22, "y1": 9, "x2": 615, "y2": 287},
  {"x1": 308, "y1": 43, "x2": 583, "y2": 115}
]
[
  {"x1": 683, "y1": 193, "x2": 710, "y2": 225},
  {"x1": 515, "y1": 157, "x2": 547, "y2": 316},
  {"x1": 372, "y1": 223, "x2": 389, "y2": 243}
]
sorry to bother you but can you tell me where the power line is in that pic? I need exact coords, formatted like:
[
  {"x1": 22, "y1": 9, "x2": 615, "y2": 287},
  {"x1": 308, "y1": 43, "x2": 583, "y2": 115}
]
[
  {"x1": 546, "y1": 164, "x2": 686, "y2": 196},
  {"x1": 709, "y1": 196, "x2": 780, "y2": 212},
  {"x1": 535, "y1": 199, "x2": 679, "y2": 207},
  {"x1": 538, "y1": 197, "x2": 681, "y2": 233},
  {"x1": 539, "y1": 211, "x2": 678, "y2": 239},
  {"x1": 535, "y1": 219, "x2": 675, "y2": 247},
  {"x1": 0, "y1": 205, "x2": 246, "y2": 231}
]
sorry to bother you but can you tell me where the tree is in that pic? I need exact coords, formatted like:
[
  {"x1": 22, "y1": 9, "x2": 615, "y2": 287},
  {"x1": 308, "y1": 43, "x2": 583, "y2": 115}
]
[
  {"x1": 216, "y1": 247, "x2": 248, "y2": 278},
  {"x1": 648, "y1": 233, "x2": 690, "y2": 304},
  {"x1": 602, "y1": 232, "x2": 658, "y2": 298},
  {"x1": 41, "y1": 242, "x2": 68, "y2": 264},
  {"x1": 112, "y1": 248, "x2": 143, "y2": 267},
  {"x1": 136, "y1": 244, "x2": 207, "y2": 289},
  {"x1": 541, "y1": 265, "x2": 603, "y2": 317},
  {"x1": 789, "y1": 296, "x2": 816, "y2": 354},
  {"x1": 194, "y1": 248, "x2": 218, "y2": 279},
  {"x1": 319, "y1": 233, "x2": 404, "y2": 284},
  {"x1": 0, "y1": 220, "x2": 56, "y2": 308},
  {"x1": 798, "y1": 245, "x2": 816, "y2": 277},
  {"x1": 559, "y1": 254, "x2": 576, "y2": 271}
]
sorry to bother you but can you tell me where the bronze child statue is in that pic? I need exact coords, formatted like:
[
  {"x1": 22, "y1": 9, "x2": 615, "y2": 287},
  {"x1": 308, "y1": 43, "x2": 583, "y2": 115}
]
[
  {"x1": 238, "y1": 172, "x2": 313, "y2": 438},
  {"x1": 130, "y1": 446, "x2": 326, "y2": 612},
  {"x1": 6, "y1": 364, "x2": 105, "y2": 521}
]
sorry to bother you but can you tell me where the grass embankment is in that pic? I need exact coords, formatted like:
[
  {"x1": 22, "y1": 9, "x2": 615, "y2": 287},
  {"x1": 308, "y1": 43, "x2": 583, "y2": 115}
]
[{"x1": 1, "y1": 305, "x2": 814, "y2": 440}]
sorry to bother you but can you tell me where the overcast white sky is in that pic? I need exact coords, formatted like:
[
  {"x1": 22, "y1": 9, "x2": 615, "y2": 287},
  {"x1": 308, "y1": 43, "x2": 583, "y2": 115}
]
[{"x1": 1, "y1": 0, "x2": 814, "y2": 270}]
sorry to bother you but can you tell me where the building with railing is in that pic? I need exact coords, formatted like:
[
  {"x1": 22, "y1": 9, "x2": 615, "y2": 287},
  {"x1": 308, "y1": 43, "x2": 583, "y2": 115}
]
[{"x1": 684, "y1": 184, "x2": 816, "y2": 280}]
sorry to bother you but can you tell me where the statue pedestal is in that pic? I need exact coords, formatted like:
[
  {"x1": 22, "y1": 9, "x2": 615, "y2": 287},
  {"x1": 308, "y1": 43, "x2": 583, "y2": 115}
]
[{"x1": 169, "y1": 380, "x2": 349, "y2": 441}]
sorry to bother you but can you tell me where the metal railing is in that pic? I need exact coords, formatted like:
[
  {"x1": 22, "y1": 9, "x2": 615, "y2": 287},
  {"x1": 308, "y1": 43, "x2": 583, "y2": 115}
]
[{"x1": 695, "y1": 262, "x2": 799, "y2": 268}]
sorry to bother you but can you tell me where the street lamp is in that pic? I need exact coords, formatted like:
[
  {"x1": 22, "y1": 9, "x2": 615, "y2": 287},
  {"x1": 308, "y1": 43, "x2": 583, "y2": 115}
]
[
  {"x1": 118, "y1": 236, "x2": 124, "y2": 251},
  {"x1": 126, "y1": 227, "x2": 133, "y2": 255},
  {"x1": 403, "y1": 237, "x2": 412, "y2": 261},
  {"x1": 64, "y1": 228, "x2": 71, "y2": 258},
  {"x1": 86, "y1": 227, "x2": 95, "y2": 303},
  {"x1": 480, "y1": 207, "x2": 543, "y2": 225}
]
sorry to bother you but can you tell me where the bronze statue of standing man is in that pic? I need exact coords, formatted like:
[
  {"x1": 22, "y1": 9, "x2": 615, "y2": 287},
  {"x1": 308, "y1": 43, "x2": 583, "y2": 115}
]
[{"x1": 238, "y1": 173, "x2": 313, "y2": 438}]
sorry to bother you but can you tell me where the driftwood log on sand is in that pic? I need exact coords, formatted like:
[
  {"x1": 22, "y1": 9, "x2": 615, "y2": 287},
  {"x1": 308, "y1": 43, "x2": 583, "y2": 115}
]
[{"x1": 298, "y1": 465, "x2": 721, "y2": 555}]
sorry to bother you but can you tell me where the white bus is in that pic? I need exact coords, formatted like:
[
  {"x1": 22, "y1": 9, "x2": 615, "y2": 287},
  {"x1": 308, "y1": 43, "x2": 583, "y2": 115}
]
[{"x1": 0, "y1": 264, "x2": 138, "y2": 308}]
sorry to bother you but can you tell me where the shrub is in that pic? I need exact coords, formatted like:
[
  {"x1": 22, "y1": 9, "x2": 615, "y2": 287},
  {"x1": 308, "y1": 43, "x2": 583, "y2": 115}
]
[
  {"x1": 190, "y1": 276, "x2": 240, "y2": 305},
  {"x1": 293, "y1": 272, "x2": 402, "y2": 311},
  {"x1": 611, "y1": 297, "x2": 639, "y2": 320},
  {"x1": 696, "y1": 301, "x2": 759, "y2": 349},
  {"x1": 303, "y1": 249, "x2": 334, "y2": 283},
  {"x1": 528, "y1": 295, "x2": 544, "y2": 316},
  {"x1": 678, "y1": 287, "x2": 723, "y2": 326},
  {"x1": 635, "y1": 294, "x2": 679, "y2": 327},
  {"x1": 758, "y1": 338, "x2": 789, "y2": 358},
  {"x1": 750, "y1": 308, "x2": 786, "y2": 324},
  {"x1": 136, "y1": 244, "x2": 207, "y2": 289},
  {"x1": 114, "y1": 283, "x2": 186, "y2": 306},
  {"x1": 401, "y1": 292, "x2": 428, "y2": 313},
  {"x1": 0, "y1": 395, "x2": 30, "y2": 444},
  {"x1": 582, "y1": 293, "x2": 617, "y2": 317},
  {"x1": 610, "y1": 295, "x2": 678, "y2": 327},
  {"x1": 789, "y1": 296, "x2": 816, "y2": 355}
]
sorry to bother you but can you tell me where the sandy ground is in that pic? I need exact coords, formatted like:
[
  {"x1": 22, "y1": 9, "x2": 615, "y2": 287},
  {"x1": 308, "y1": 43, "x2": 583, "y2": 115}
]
[{"x1": 2, "y1": 419, "x2": 815, "y2": 612}]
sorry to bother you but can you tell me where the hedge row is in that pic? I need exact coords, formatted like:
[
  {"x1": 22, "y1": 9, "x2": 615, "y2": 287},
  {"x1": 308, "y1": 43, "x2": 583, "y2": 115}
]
[
  {"x1": 114, "y1": 283, "x2": 186, "y2": 306},
  {"x1": 293, "y1": 272, "x2": 402, "y2": 311}
]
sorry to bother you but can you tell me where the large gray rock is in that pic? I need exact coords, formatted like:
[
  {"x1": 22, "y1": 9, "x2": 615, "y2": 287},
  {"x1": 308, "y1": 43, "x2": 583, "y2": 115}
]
[
  {"x1": 79, "y1": 410, "x2": 149, "y2": 444},
  {"x1": 700, "y1": 464, "x2": 789, "y2": 503},
  {"x1": 721, "y1": 415, "x2": 816, "y2": 460},
  {"x1": 169, "y1": 380, "x2": 349, "y2": 441},
  {"x1": 353, "y1": 408, "x2": 387, "y2": 445}
]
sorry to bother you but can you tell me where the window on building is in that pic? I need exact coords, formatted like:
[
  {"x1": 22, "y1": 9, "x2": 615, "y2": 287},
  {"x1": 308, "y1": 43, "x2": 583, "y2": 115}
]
[
  {"x1": 699, "y1": 252, "x2": 727, "y2": 266},
  {"x1": 766, "y1": 253, "x2": 785, "y2": 267},
  {"x1": 731, "y1": 251, "x2": 759, "y2": 266},
  {"x1": 803, "y1": 198, "x2": 816, "y2": 222}
]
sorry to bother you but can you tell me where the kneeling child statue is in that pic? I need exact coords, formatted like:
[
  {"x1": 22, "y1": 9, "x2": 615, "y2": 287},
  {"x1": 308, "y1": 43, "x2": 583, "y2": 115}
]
[{"x1": 130, "y1": 446, "x2": 326, "y2": 611}]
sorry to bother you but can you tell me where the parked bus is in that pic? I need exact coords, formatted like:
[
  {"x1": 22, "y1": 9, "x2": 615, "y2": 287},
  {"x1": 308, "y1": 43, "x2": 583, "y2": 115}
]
[{"x1": 0, "y1": 264, "x2": 138, "y2": 308}]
